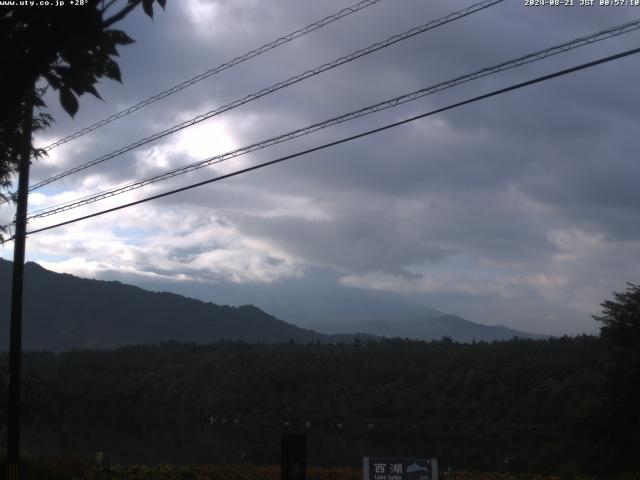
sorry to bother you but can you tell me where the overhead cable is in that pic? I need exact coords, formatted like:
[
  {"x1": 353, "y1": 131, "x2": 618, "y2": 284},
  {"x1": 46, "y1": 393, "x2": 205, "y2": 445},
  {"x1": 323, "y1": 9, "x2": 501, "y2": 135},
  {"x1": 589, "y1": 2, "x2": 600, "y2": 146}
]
[
  {"x1": 27, "y1": 0, "x2": 504, "y2": 193},
  {"x1": 41, "y1": 0, "x2": 386, "y2": 152},
  {"x1": 26, "y1": 18, "x2": 640, "y2": 221},
  {"x1": 6, "y1": 45, "x2": 637, "y2": 242}
]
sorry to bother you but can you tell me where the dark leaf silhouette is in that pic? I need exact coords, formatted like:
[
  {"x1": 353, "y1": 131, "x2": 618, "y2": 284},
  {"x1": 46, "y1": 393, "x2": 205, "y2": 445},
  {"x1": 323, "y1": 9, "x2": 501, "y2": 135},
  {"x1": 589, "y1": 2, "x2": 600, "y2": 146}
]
[
  {"x1": 104, "y1": 58, "x2": 122, "y2": 83},
  {"x1": 59, "y1": 88, "x2": 79, "y2": 117},
  {"x1": 143, "y1": 0, "x2": 154, "y2": 19},
  {"x1": 106, "y1": 29, "x2": 136, "y2": 46}
]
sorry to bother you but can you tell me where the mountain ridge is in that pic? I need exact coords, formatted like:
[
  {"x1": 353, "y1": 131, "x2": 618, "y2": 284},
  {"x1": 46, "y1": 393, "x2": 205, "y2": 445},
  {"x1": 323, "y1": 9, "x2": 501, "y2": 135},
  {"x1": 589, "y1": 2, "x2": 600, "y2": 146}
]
[
  {"x1": 311, "y1": 313, "x2": 545, "y2": 342},
  {"x1": 0, "y1": 259, "x2": 543, "y2": 350},
  {"x1": 0, "y1": 259, "x2": 371, "y2": 350}
]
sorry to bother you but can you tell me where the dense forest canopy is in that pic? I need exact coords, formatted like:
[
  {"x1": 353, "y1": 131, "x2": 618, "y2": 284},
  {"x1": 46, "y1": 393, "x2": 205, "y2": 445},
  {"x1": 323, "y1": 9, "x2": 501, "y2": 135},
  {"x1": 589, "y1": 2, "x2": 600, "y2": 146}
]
[{"x1": 0, "y1": 336, "x2": 623, "y2": 475}]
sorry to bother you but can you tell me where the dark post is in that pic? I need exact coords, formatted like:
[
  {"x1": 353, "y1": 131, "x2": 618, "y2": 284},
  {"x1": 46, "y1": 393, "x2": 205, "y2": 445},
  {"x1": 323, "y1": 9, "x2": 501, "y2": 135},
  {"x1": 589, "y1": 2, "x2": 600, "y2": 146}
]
[
  {"x1": 6, "y1": 88, "x2": 34, "y2": 480},
  {"x1": 281, "y1": 434, "x2": 307, "y2": 480}
]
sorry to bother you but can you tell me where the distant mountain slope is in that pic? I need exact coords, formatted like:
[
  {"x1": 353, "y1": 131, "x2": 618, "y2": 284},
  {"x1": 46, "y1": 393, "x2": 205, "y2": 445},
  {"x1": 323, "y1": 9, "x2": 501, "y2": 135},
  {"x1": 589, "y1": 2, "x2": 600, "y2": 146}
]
[
  {"x1": 130, "y1": 268, "x2": 542, "y2": 341},
  {"x1": 130, "y1": 267, "x2": 445, "y2": 330},
  {"x1": 0, "y1": 260, "x2": 370, "y2": 351},
  {"x1": 0, "y1": 260, "x2": 543, "y2": 350},
  {"x1": 313, "y1": 314, "x2": 545, "y2": 342}
]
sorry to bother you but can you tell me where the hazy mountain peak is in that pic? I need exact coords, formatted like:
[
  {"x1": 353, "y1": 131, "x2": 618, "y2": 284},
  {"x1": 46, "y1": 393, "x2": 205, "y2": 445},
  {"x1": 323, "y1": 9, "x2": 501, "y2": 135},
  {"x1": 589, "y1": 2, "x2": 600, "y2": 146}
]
[{"x1": 0, "y1": 260, "x2": 543, "y2": 350}]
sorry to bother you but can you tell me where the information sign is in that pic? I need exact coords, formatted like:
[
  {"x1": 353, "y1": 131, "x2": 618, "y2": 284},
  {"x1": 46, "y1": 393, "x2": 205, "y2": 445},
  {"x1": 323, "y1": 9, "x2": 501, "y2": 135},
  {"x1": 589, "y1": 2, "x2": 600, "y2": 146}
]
[{"x1": 362, "y1": 457, "x2": 437, "y2": 480}]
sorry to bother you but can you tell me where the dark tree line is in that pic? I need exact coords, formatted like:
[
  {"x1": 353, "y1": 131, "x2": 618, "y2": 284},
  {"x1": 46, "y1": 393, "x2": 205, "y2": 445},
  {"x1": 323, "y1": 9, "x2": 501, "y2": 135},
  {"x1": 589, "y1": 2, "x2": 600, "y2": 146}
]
[
  {"x1": 0, "y1": 335, "x2": 609, "y2": 473},
  {"x1": 6, "y1": 275, "x2": 640, "y2": 477},
  {"x1": 588, "y1": 283, "x2": 640, "y2": 474},
  {"x1": 2, "y1": 281, "x2": 639, "y2": 474}
]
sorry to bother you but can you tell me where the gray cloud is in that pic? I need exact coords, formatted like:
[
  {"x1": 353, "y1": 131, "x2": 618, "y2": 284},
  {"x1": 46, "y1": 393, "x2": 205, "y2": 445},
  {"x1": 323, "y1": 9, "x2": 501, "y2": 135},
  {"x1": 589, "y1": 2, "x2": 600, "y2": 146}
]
[{"x1": 4, "y1": 0, "x2": 640, "y2": 336}]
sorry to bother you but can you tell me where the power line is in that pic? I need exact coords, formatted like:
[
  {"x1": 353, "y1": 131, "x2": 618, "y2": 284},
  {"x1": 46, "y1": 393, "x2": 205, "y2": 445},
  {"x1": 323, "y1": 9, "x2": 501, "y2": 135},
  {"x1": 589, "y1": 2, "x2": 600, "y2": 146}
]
[
  {"x1": 41, "y1": 0, "x2": 386, "y2": 152},
  {"x1": 25, "y1": 18, "x2": 640, "y2": 221},
  {"x1": 6, "y1": 45, "x2": 637, "y2": 243},
  {"x1": 204, "y1": 414, "x2": 544, "y2": 433},
  {"x1": 26, "y1": 0, "x2": 504, "y2": 193}
]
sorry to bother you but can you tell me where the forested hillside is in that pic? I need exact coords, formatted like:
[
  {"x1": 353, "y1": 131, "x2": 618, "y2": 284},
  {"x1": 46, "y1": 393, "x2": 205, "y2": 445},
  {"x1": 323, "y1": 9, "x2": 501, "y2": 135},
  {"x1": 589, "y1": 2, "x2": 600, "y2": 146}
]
[
  {"x1": 0, "y1": 260, "x2": 372, "y2": 349},
  {"x1": 0, "y1": 336, "x2": 622, "y2": 475},
  {"x1": 0, "y1": 260, "x2": 539, "y2": 349}
]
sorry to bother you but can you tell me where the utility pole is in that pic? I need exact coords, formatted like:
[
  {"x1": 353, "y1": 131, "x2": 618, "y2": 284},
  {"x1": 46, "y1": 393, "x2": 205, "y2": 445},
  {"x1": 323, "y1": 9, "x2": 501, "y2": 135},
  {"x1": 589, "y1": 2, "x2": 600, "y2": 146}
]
[{"x1": 6, "y1": 86, "x2": 34, "y2": 480}]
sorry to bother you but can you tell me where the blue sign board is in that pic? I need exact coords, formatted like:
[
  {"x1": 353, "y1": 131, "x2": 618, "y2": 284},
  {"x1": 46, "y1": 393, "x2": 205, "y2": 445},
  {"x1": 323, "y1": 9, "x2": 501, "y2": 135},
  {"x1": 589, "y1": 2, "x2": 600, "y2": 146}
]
[{"x1": 363, "y1": 457, "x2": 437, "y2": 480}]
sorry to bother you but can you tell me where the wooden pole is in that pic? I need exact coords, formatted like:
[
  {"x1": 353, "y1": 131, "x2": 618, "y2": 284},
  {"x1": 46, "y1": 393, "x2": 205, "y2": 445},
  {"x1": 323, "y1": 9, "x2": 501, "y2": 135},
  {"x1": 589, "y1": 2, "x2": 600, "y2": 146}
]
[{"x1": 6, "y1": 86, "x2": 34, "y2": 480}]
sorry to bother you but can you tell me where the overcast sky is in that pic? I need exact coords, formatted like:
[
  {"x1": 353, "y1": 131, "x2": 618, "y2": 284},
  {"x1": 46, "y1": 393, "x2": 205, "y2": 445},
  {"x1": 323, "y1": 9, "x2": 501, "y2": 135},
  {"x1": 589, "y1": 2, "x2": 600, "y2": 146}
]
[{"x1": 2, "y1": 0, "x2": 640, "y2": 335}]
